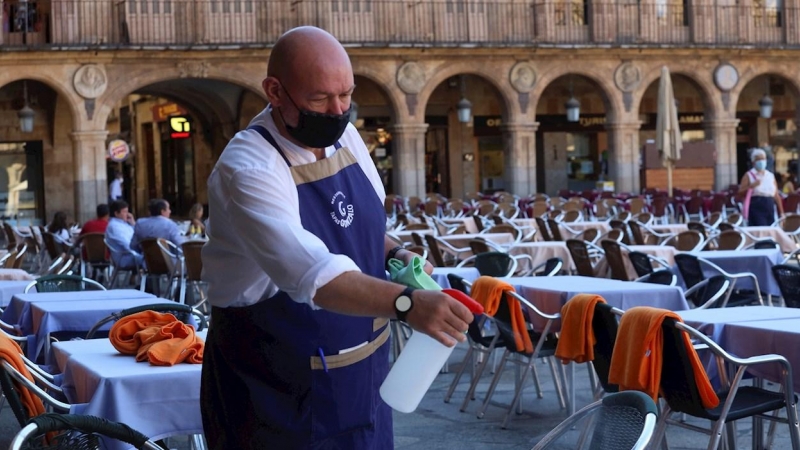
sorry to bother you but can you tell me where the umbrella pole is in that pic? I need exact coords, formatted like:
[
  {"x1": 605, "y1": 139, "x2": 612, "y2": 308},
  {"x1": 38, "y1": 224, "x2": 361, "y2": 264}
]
[{"x1": 667, "y1": 161, "x2": 673, "y2": 194}]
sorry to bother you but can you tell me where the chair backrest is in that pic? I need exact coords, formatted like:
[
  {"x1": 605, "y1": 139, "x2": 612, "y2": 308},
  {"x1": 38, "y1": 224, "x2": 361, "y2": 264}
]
[
  {"x1": 717, "y1": 222, "x2": 735, "y2": 232},
  {"x1": 446, "y1": 273, "x2": 468, "y2": 294},
  {"x1": 410, "y1": 232, "x2": 425, "y2": 247},
  {"x1": 181, "y1": 241, "x2": 204, "y2": 281},
  {"x1": 641, "y1": 269, "x2": 677, "y2": 286},
  {"x1": 591, "y1": 302, "x2": 620, "y2": 393},
  {"x1": 782, "y1": 214, "x2": 800, "y2": 233},
  {"x1": 25, "y1": 274, "x2": 106, "y2": 293},
  {"x1": 715, "y1": 230, "x2": 745, "y2": 250},
  {"x1": 651, "y1": 197, "x2": 669, "y2": 217},
  {"x1": 628, "y1": 197, "x2": 646, "y2": 215},
  {"x1": 11, "y1": 243, "x2": 27, "y2": 269},
  {"x1": 404, "y1": 223, "x2": 430, "y2": 231},
  {"x1": 771, "y1": 264, "x2": 800, "y2": 308},
  {"x1": 547, "y1": 218, "x2": 564, "y2": 241},
  {"x1": 86, "y1": 303, "x2": 207, "y2": 339},
  {"x1": 539, "y1": 257, "x2": 563, "y2": 277},
  {"x1": 664, "y1": 230, "x2": 704, "y2": 252},
  {"x1": 577, "y1": 228, "x2": 599, "y2": 243},
  {"x1": 139, "y1": 238, "x2": 173, "y2": 276},
  {"x1": 2, "y1": 222, "x2": 17, "y2": 249},
  {"x1": 532, "y1": 390, "x2": 658, "y2": 450},
  {"x1": 423, "y1": 200, "x2": 439, "y2": 216},
  {"x1": 561, "y1": 210, "x2": 581, "y2": 222},
  {"x1": 9, "y1": 413, "x2": 163, "y2": 450},
  {"x1": 535, "y1": 217, "x2": 553, "y2": 242},
  {"x1": 690, "y1": 275, "x2": 731, "y2": 309},
  {"x1": 566, "y1": 239, "x2": 597, "y2": 277},
  {"x1": 600, "y1": 240, "x2": 629, "y2": 281},
  {"x1": 468, "y1": 238, "x2": 492, "y2": 255},
  {"x1": 472, "y1": 215, "x2": 484, "y2": 232},
  {"x1": 636, "y1": 212, "x2": 653, "y2": 226},
  {"x1": 485, "y1": 224, "x2": 519, "y2": 240},
  {"x1": 726, "y1": 212, "x2": 743, "y2": 225},
  {"x1": 627, "y1": 221, "x2": 646, "y2": 246},
  {"x1": 659, "y1": 318, "x2": 714, "y2": 418},
  {"x1": 41, "y1": 232, "x2": 64, "y2": 260},
  {"x1": 608, "y1": 220, "x2": 631, "y2": 244},
  {"x1": 423, "y1": 234, "x2": 448, "y2": 267},
  {"x1": 674, "y1": 253, "x2": 705, "y2": 289},
  {"x1": 81, "y1": 232, "x2": 109, "y2": 264},
  {"x1": 705, "y1": 211, "x2": 722, "y2": 228},
  {"x1": 627, "y1": 251, "x2": 654, "y2": 277},
  {"x1": 686, "y1": 221, "x2": 707, "y2": 239},
  {"x1": 474, "y1": 252, "x2": 515, "y2": 277},
  {"x1": 752, "y1": 239, "x2": 779, "y2": 249}
]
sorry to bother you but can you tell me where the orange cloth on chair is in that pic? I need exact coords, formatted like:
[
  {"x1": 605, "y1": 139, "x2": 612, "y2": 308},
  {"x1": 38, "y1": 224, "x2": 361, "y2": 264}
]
[
  {"x1": 554, "y1": 294, "x2": 607, "y2": 364},
  {"x1": 470, "y1": 276, "x2": 533, "y2": 353},
  {"x1": 109, "y1": 311, "x2": 204, "y2": 366},
  {"x1": 608, "y1": 306, "x2": 719, "y2": 408},
  {"x1": 0, "y1": 333, "x2": 45, "y2": 418}
]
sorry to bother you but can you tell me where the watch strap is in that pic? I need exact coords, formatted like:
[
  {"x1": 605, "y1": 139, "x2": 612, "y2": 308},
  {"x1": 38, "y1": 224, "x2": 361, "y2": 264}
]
[{"x1": 395, "y1": 287, "x2": 415, "y2": 322}]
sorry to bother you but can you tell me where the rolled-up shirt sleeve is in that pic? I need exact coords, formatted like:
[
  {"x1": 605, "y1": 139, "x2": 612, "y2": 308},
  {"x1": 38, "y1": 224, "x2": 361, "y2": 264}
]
[{"x1": 224, "y1": 167, "x2": 361, "y2": 308}]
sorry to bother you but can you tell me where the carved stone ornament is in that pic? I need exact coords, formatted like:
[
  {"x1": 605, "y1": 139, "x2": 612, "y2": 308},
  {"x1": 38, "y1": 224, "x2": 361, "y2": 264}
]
[
  {"x1": 177, "y1": 61, "x2": 210, "y2": 78},
  {"x1": 713, "y1": 63, "x2": 739, "y2": 92},
  {"x1": 509, "y1": 62, "x2": 537, "y2": 93},
  {"x1": 614, "y1": 62, "x2": 641, "y2": 93},
  {"x1": 73, "y1": 64, "x2": 108, "y2": 99},
  {"x1": 396, "y1": 62, "x2": 426, "y2": 94}
]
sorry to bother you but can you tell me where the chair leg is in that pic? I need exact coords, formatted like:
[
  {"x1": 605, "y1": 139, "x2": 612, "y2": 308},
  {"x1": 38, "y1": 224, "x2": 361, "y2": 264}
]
[
  {"x1": 784, "y1": 387, "x2": 800, "y2": 450},
  {"x1": 550, "y1": 358, "x2": 568, "y2": 411},
  {"x1": 530, "y1": 358, "x2": 543, "y2": 399},
  {"x1": 477, "y1": 349, "x2": 510, "y2": 419},
  {"x1": 724, "y1": 422, "x2": 737, "y2": 450},
  {"x1": 444, "y1": 345, "x2": 474, "y2": 403},
  {"x1": 502, "y1": 356, "x2": 536, "y2": 429},
  {"x1": 461, "y1": 347, "x2": 493, "y2": 412},
  {"x1": 651, "y1": 406, "x2": 673, "y2": 450}
]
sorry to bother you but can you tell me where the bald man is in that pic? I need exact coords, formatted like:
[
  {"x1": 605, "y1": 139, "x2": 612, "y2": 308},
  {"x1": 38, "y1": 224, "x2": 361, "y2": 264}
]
[{"x1": 201, "y1": 26, "x2": 473, "y2": 449}]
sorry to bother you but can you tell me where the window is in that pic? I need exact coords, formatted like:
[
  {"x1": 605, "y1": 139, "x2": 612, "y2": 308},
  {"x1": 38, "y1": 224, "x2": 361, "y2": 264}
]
[
  {"x1": 555, "y1": 0, "x2": 587, "y2": 25},
  {"x1": 656, "y1": 0, "x2": 689, "y2": 26},
  {"x1": 0, "y1": 142, "x2": 44, "y2": 225},
  {"x1": 754, "y1": 0, "x2": 782, "y2": 26}
]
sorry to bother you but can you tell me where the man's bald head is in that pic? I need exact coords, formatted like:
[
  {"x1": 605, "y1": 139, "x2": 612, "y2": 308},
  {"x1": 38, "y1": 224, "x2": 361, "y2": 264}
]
[{"x1": 267, "y1": 27, "x2": 352, "y2": 87}]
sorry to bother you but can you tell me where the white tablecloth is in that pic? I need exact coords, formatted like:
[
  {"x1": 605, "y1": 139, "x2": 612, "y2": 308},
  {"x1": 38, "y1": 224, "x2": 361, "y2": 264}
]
[
  {"x1": 0, "y1": 269, "x2": 35, "y2": 281},
  {"x1": 430, "y1": 267, "x2": 480, "y2": 289},
  {"x1": 724, "y1": 318, "x2": 800, "y2": 389},
  {"x1": 0, "y1": 280, "x2": 34, "y2": 308},
  {"x1": 53, "y1": 332, "x2": 207, "y2": 450},
  {"x1": 691, "y1": 248, "x2": 783, "y2": 296},
  {"x1": 508, "y1": 242, "x2": 574, "y2": 271},
  {"x1": 509, "y1": 275, "x2": 688, "y2": 330},
  {"x1": 740, "y1": 226, "x2": 797, "y2": 253}
]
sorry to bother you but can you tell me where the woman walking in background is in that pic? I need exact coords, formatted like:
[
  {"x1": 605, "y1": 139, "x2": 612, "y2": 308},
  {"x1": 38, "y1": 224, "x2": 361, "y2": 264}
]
[{"x1": 739, "y1": 148, "x2": 784, "y2": 226}]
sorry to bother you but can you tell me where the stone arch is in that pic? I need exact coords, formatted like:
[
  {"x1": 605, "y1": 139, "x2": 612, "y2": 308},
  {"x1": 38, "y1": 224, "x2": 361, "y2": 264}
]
[
  {"x1": 729, "y1": 66, "x2": 800, "y2": 110},
  {"x1": 416, "y1": 62, "x2": 514, "y2": 121},
  {"x1": 94, "y1": 62, "x2": 265, "y2": 129},
  {"x1": 633, "y1": 65, "x2": 719, "y2": 121},
  {"x1": 531, "y1": 67, "x2": 621, "y2": 122},
  {"x1": 351, "y1": 64, "x2": 402, "y2": 122},
  {"x1": 0, "y1": 70, "x2": 82, "y2": 130}
]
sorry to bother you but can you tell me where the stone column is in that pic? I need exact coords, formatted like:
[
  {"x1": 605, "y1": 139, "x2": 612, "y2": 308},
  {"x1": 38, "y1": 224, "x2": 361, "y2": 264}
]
[
  {"x1": 391, "y1": 123, "x2": 429, "y2": 199},
  {"x1": 501, "y1": 122, "x2": 538, "y2": 196},
  {"x1": 606, "y1": 121, "x2": 641, "y2": 194},
  {"x1": 705, "y1": 118, "x2": 739, "y2": 190},
  {"x1": 70, "y1": 130, "x2": 109, "y2": 223}
]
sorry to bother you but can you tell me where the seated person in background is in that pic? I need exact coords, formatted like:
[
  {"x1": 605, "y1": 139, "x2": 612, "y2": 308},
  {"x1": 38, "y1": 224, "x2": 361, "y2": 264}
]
[
  {"x1": 188, "y1": 203, "x2": 206, "y2": 236},
  {"x1": 782, "y1": 173, "x2": 796, "y2": 194},
  {"x1": 73, "y1": 203, "x2": 110, "y2": 258},
  {"x1": 106, "y1": 200, "x2": 142, "y2": 269},
  {"x1": 130, "y1": 199, "x2": 185, "y2": 253},
  {"x1": 47, "y1": 211, "x2": 72, "y2": 245}
]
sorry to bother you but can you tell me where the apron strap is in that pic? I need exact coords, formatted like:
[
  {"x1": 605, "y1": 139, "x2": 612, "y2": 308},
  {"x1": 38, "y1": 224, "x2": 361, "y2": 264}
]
[{"x1": 249, "y1": 125, "x2": 344, "y2": 165}]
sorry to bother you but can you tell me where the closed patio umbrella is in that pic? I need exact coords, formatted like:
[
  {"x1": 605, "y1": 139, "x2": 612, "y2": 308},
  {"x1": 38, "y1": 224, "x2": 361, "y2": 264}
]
[{"x1": 656, "y1": 65, "x2": 682, "y2": 193}]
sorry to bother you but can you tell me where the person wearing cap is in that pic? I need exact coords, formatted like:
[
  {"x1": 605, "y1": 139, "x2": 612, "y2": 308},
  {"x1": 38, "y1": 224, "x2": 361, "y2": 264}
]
[
  {"x1": 200, "y1": 26, "x2": 473, "y2": 449},
  {"x1": 740, "y1": 147, "x2": 784, "y2": 226}
]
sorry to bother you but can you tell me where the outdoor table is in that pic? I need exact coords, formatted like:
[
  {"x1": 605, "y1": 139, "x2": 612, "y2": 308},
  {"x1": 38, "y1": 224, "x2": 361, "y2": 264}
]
[{"x1": 52, "y1": 331, "x2": 207, "y2": 450}]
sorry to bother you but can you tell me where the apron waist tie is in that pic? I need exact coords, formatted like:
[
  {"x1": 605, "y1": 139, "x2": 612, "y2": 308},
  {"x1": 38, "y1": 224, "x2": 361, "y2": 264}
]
[{"x1": 310, "y1": 322, "x2": 390, "y2": 371}]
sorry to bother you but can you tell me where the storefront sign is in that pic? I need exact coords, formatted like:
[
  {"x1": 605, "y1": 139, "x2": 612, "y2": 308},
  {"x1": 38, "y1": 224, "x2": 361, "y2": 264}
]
[
  {"x1": 169, "y1": 116, "x2": 191, "y2": 139},
  {"x1": 107, "y1": 139, "x2": 131, "y2": 162},
  {"x1": 153, "y1": 103, "x2": 187, "y2": 122}
]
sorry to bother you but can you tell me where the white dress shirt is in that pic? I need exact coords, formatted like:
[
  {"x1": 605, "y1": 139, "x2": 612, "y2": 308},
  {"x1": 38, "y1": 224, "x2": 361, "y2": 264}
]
[
  {"x1": 202, "y1": 107, "x2": 386, "y2": 309},
  {"x1": 109, "y1": 178, "x2": 123, "y2": 200}
]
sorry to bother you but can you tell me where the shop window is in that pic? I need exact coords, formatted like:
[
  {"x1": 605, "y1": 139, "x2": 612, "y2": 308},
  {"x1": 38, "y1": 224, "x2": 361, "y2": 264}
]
[{"x1": 0, "y1": 142, "x2": 43, "y2": 226}]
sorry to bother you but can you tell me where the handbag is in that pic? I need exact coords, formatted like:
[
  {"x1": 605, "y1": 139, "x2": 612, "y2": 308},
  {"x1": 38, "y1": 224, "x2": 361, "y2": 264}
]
[{"x1": 742, "y1": 170, "x2": 756, "y2": 219}]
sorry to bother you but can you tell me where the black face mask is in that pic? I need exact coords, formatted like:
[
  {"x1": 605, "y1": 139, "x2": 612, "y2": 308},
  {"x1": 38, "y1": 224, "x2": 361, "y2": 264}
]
[{"x1": 278, "y1": 86, "x2": 352, "y2": 149}]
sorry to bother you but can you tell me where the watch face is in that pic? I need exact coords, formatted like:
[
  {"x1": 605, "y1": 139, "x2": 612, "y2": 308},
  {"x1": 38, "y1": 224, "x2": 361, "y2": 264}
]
[{"x1": 396, "y1": 295, "x2": 412, "y2": 313}]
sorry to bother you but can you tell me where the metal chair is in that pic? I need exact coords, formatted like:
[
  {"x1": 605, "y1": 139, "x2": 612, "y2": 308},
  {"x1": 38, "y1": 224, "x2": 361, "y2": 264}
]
[
  {"x1": 532, "y1": 391, "x2": 658, "y2": 450},
  {"x1": 105, "y1": 238, "x2": 142, "y2": 289},
  {"x1": 79, "y1": 232, "x2": 111, "y2": 284},
  {"x1": 547, "y1": 218, "x2": 565, "y2": 241},
  {"x1": 771, "y1": 264, "x2": 800, "y2": 308},
  {"x1": 651, "y1": 318, "x2": 800, "y2": 450},
  {"x1": 661, "y1": 230, "x2": 706, "y2": 252},
  {"x1": 705, "y1": 229, "x2": 745, "y2": 251},
  {"x1": 24, "y1": 274, "x2": 106, "y2": 294},
  {"x1": 139, "y1": 238, "x2": 186, "y2": 303},
  {"x1": 424, "y1": 234, "x2": 468, "y2": 267},
  {"x1": 181, "y1": 241, "x2": 208, "y2": 314},
  {"x1": 674, "y1": 253, "x2": 763, "y2": 307},
  {"x1": 683, "y1": 275, "x2": 732, "y2": 309},
  {"x1": 566, "y1": 239, "x2": 604, "y2": 277},
  {"x1": 9, "y1": 413, "x2": 163, "y2": 450},
  {"x1": 535, "y1": 217, "x2": 553, "y2": 242},
  {"x1": 635, "y1": 269, "x2": 678, "y2": 287},
  {"x1": 85, "y1": 302, "x2": 207, "y2": 339},
  {"x1": 600, "y1": 239, "x2": 630, "y2": 281}
]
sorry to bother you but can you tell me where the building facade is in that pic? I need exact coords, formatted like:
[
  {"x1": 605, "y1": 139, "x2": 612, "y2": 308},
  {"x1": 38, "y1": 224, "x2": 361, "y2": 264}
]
[{"x1": 1, "y1": 0, "x2": 799, "y2": 223}]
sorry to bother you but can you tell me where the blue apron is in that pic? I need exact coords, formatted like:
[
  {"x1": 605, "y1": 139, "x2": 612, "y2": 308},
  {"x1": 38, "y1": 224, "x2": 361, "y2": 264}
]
[{"x1": 201, "y1": 126, "x2": 392, "y2": 449}]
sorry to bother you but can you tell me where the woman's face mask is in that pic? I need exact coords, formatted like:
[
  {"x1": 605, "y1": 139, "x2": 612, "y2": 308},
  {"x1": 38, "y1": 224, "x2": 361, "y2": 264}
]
[
  {"x1": 755, "y1": 160, "x2": 767, "y2": 171},
  {"x1": 277, "y1": 84, "x2": 351, "y2": 149}
]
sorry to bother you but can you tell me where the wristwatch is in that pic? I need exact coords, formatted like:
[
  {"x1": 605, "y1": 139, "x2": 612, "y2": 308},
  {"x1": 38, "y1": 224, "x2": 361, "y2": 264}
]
[{"x1": 394, "y1": 287, "x2": 415, "y2": 322}]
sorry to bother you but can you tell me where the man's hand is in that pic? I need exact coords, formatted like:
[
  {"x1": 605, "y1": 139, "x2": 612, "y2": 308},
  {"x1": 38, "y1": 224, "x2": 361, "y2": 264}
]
[
  {"x1": 398, "y1": 248, "x2": 434, "y2": 275},
  {"x1": 405, "y1": 290, "x2": 474, "y2": 347},
  {"x1": 126, "y1": 212, "x2": 136, "y2": 225}
]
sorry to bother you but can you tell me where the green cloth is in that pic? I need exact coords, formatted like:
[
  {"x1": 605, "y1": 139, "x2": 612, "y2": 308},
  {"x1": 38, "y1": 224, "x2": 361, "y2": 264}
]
[{"x1": 387, "y1": 256, "x2": 442, "y2": 291}]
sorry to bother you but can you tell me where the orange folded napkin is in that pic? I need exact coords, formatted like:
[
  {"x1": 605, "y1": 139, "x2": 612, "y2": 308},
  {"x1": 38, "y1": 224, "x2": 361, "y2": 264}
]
[
  {"x1": 470, "y1": 276, "x2": 533, "y2": 354},
  {"x1": 109, "y1": 311, "x2": 204, "y2": 366},
  {"x1": 554, "y1": 294, "x2": 607, "y2": 364},
  {"x1": 0, "y1": 333, "x2": 45, "y2": 418},
  {"x1": 608, "y1": 306, "x2": 718, "y2": 408}
]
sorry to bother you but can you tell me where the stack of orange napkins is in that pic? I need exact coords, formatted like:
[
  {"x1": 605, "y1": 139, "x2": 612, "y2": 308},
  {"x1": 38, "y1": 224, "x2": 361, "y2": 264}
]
[{"x1": 109, "y1": 311, "x2": 204, "y2": 366}]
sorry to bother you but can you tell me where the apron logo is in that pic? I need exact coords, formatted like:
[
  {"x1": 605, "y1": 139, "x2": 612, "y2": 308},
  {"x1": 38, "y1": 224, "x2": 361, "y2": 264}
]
[{"x1": 330, "y1": 191, "x2": 355, "y2": 228}]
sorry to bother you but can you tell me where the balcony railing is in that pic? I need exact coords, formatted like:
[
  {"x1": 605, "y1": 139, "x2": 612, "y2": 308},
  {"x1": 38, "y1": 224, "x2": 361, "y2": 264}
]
[{"x1": 0, "y1": 0, "x2": 796, "y2": 49}]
